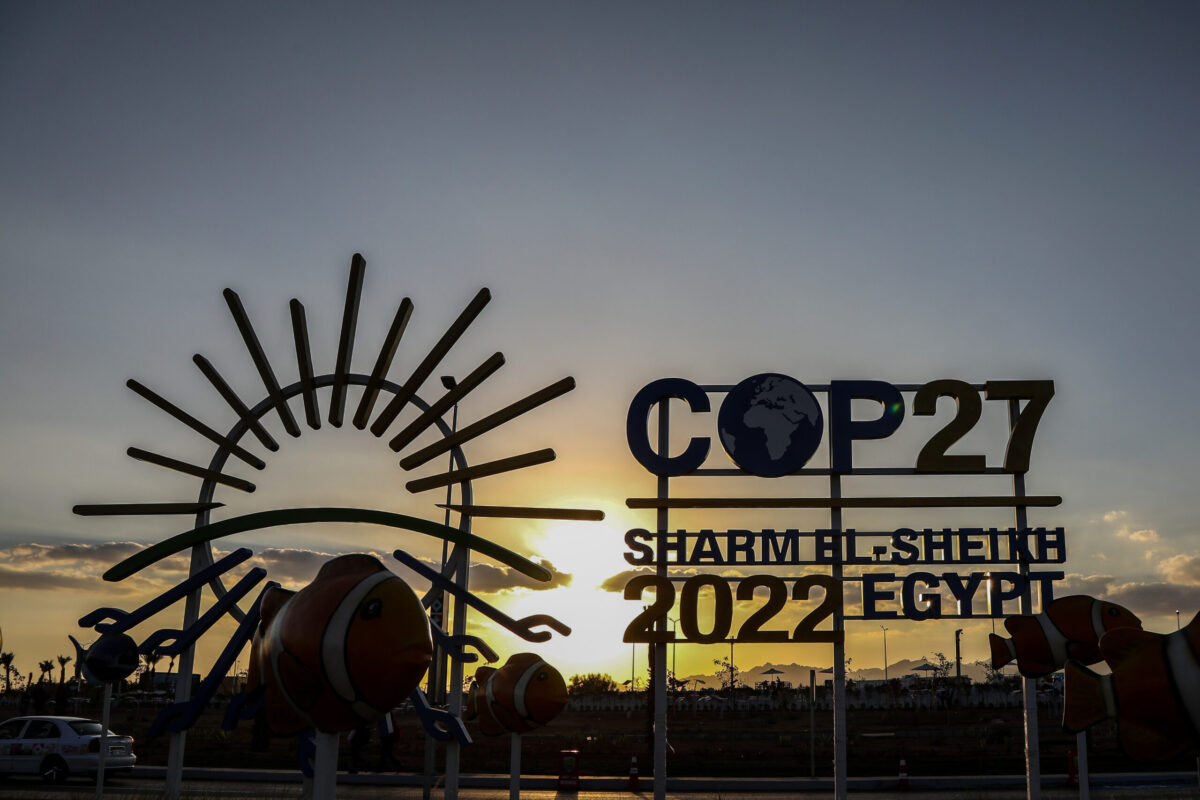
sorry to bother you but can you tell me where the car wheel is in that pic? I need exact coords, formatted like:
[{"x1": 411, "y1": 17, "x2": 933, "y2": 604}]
[{"x1": 40, "y1": 755, "x2": 68, "y2": 783}]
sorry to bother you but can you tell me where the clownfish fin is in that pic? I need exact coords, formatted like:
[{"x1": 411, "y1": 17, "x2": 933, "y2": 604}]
[
  {"x1": 1004, "y1": 615, "x2": 1058, "y2": 677},
  {"x1": 1065, "y1": 641, "x2": 1102, "y2": 664},
  {"x1": 68, "y1": 635, "x2": 87, "y2": 663},
  {"x1": 464, "y1": 680, "x2": 480, "y2": 721},
  {"x1": 260, "y1": 587, "x2": 294, "y2": 629},
  {"x1": 277, "y1": 650, "x2": 324, "y2": 712},
  {"x1": 474, "y1": 666, "x2": 497, "y2": 684},
  {"x1": 1062, "y1": 661, "x2": 1112, "y2": 733},
  {"x1": 989, "y1": 633, "x2": 1016, "y2": 669},
  {"x1": 1100, "y1": 627, "x2": 1160, "y2": 669}
]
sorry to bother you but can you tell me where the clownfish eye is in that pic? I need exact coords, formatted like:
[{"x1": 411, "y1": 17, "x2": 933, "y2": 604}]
[
  {"x1": 537, "y1": 672, "x2": 547, "y2": 681},
  {"x1": 1107, "y1": 608, "x2": 1121, "y2": 617},
  {"x1": 361, "y1": 599, "x2": 383, "y2": 620}
]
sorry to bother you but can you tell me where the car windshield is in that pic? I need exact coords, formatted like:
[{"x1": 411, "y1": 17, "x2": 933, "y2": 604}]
[{"x1": 68, "y1": 721, "x2": 105, "y2": 736}]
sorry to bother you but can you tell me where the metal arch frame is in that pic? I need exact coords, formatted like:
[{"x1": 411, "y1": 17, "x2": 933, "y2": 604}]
[
  {"x1": 165, "y1": 371, "x2": 477, "y2": 799},
  {"x1": 189, "y1": 371, "x2": 474, "y2": 619}
]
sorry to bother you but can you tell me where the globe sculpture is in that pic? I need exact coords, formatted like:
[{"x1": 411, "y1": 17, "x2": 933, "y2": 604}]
[{"x1": 717, "y1": 373, "x2": 823, "y2": 477}]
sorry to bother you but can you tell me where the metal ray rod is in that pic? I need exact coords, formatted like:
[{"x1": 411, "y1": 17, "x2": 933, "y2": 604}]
[
  {"x1": 369, "y1": 288, "x2": 491, "y2": 437},
  {"x1": 353, "y1": 298, "x2": 413, "y2": 429},
  {"x1": 399, "y1": 377, "x2": 575, "y2": 470},
  {"x1": 126, "y1": 379, "x2": 265, "y2": 469},
  {"x1": 192, "y1": 355, "x2": 279, "y2": 452},
  {"x1": 387, "y1": 352, "x2": 505, "y2": 452},
  {"x1": 127, "y1": 447, "x2": 256, "y2": 493},
  {"x1": 437, "y1": 504, "x2": 604, "y2": 521},
  {"x1": 73, "y1": 503, "x2": 223, "y2": 516},
  {"x1": 405, "y1": 448, "x2": 556, "y2": 494},
  {"x1": 223, "y1": 288, "x2": 301, "y2": 437},
  {"x1": 625, "y1": 495, "x2": 1063, "y2": 509},
  {"x1": 289, "y1": 299, "x2": 320, "y2": 429},
  {"x1": 329, "y1": 253, "x2": 365, "y2": 427}
]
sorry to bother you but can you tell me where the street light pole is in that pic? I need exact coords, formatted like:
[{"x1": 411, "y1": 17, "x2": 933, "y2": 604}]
[
  {"x1": 955, "y1": 629, "x2": 963, "y2": 679},
  {"x1": 881, "y1": 626, "x2": 889, "y2": 680}
]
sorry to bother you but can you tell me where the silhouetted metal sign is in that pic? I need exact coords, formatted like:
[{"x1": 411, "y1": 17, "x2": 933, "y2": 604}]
[{"x1": 623, "y1": 373, "x2": 1062, "y2": 638}]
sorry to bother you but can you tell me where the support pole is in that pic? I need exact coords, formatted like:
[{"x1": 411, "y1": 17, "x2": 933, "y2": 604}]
[
  {"x1": 165, "y1": 543, "x2": 205, "y2": 800},
  {"x1": 830, "y1": 474, "x2": 847, "y2": 800},
  {"x1": 445, "y1": 544, "x2": 470, "y2": 800},
  {"x1": 809, "y1": 668, "x2": 815, "y2": 779},
  {"x1": 1076, "y1": 731, "x2": 1089, "y2": 800},
  {"x1": 1010, "y1": 398, "x2": 1040, "y2": 800},
  {"x1": 311, "y1": 731, "x2": 339, "y2": 800},
  {"x1": 425, "y1": 409, "x2": 457, "y2": 800},
  {"x1": 653, "y1": 398, "x2": 670, "y2": 800},
  {"x1": 93, "y1": 682, "x2": 112, "y2": 800},
  {"x1": 509, "y1": 733, "x2": 521, "y2": 800}
]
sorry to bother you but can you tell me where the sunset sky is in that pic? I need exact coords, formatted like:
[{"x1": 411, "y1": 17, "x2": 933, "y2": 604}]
[{"x1": 2, "y1": 3, "x2": 1199, "y2": 691}]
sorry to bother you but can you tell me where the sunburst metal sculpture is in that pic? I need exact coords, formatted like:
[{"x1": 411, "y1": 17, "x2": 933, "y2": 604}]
[{"x1": 72, "y1": 254, "x2": 601, "y2": 797}]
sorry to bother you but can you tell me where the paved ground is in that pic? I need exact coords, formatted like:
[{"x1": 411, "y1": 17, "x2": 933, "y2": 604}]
[{"x1": 3, "y1": 774, "x2": 1200, "y2": 800}]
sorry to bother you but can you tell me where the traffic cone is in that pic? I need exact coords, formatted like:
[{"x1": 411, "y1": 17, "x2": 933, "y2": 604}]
[
  {"x1": 897, "y1": 758, "x2": 909, "y2": 791},
  {"x1": 627, "y1": 755, "x2": 640, "y2": 790}
]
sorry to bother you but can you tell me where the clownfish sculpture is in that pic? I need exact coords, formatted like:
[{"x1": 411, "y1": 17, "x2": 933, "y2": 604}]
[
  {"x1": 247, "y1": 554, "x2": 432, "y2": 735},
  {"x1": 68, "y1": 633, "x2": 140, "y2": 684},
  {"x1": 1063, "y1": 611, "x2": 1200, "y2": 761},
  {"x1": 989, "y1": 595, "x2": 1142, "y2": 678},
  {"x1": 465, "y1": 653, "x2": 567, "y2": 736}
]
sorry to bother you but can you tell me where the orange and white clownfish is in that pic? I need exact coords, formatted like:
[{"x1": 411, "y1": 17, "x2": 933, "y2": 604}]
[
  {"x1": 465, "y1": 653, "x2": 567, "y2": 736},
  {"x1": 247, "y1": 554, "x2": 432, "y2": 735},
  {"x1": 989, "y1": 595, "x2": 1141, "y2": 678},
  {"x1": 1063, "y1": 611, "x2": 1200, "y2": 761}
]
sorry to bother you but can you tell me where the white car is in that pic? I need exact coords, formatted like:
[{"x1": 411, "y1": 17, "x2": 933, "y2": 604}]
[{"x1": 0, "y1": 716, "x2": 136, "y2": 782}]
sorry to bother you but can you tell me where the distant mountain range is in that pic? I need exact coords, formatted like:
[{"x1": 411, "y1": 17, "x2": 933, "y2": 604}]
[{"x1": 679, "y1": 658, "x2": 994, "y2": 689}]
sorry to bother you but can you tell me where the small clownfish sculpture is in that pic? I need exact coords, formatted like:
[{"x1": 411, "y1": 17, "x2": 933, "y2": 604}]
[
  {"x1": 68, "y1": 633, "x2": 140, "y2": 684},
  {"x1": 1064, "y1": 611, "x2": 1200, "y2": 761},
  {"x1": 247, "y1": 554, "x2": 432, "y2": 735},
  {"x1": 989, "y1": 595, "x2": 1141, "y2": 678},
  {"x1": 465, "y1": 653, "x2": 567, "y2": 736}
]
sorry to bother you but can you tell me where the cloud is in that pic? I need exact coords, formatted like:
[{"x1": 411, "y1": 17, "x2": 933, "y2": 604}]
[
  {"x1": 597, "y1": 567, "x2": 716, "y2": 593},
  {"x1": 599, "y1": 568, "x2": 655, "y2": 592},
  {"x1": 1056, "y1": 572, "x2": 1197, "y2": 617},
  {"x1": 250, "y1": 547, "x2": 347, "y2": 586},
  {"x1": 4, "y1": 541, "x2": 144, "y2": 564},
  {"x1": 469, "y1": 560, "x2": 571, "y2": 593},
  {"x1": 1103, "y1": 510, "x2": 1158, "y2": 544},
  {"x1": 388, "y1": 552, "x2": 571, "y2": 594},
  {"x1": 0, "y1": 564, "x2": 97, "y2": 590},
  {"x1": 1119, "y1": 528, "x2": 1158, "y2": 542},
  {"x1": 1158, "y1": 554, "x2": 1200, "y2": 586},
  {"x1": 1057, "y1": 573, "x2": 1118, "y2": 597},
  {"x1": 0, "y1": 541, "x2": 160, "y2": 593}
]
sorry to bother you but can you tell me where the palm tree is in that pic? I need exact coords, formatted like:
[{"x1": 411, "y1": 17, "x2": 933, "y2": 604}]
[
  {"x1": 38, "y1": 660, "x2": 54, "y2": 683},
  {"x1": 142, "y1": 652, "x2": 162, "y2": 689},
  {"x1": 0, "y1": 652, "x2": 13, "y2": 693},
  {"x1": 57, "y1": 654, "x2": 72, "y2": 685}
]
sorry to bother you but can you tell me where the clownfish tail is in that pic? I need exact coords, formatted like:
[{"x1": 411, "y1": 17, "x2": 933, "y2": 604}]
[
  {"x1": 989, "y1": 633, "x2": 1016, "y2": 669},
  {"x1": 1063, "y1": 660, "x2": 1114, "y2": 733}
]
